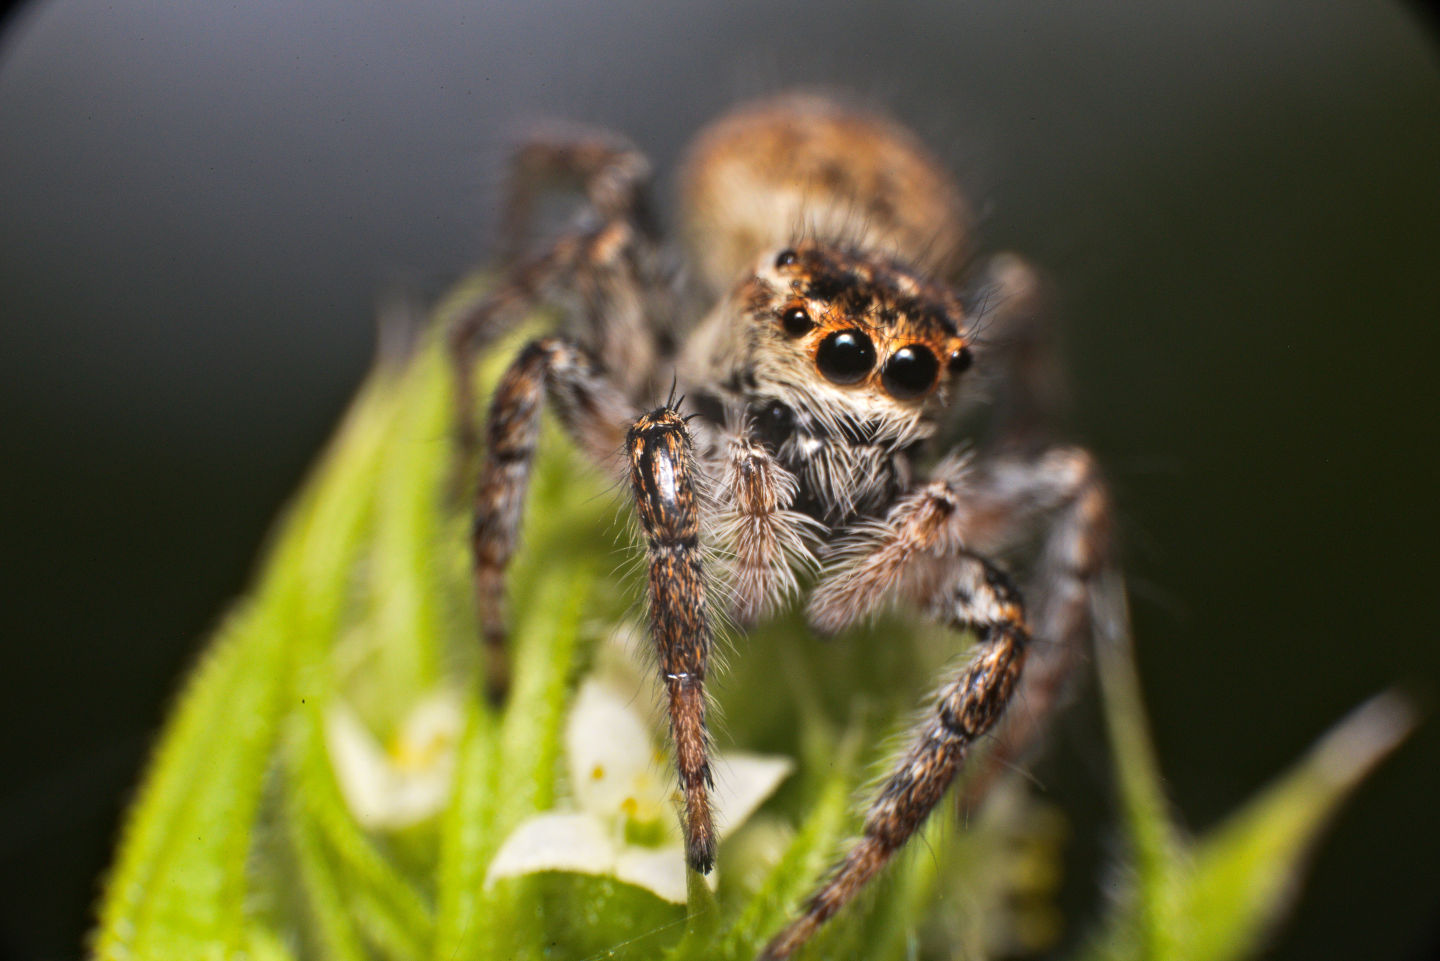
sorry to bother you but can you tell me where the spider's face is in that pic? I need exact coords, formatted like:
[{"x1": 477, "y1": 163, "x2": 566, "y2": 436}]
[{"x1": 737, "y1": 242, "x2": 974, "y2": 447}]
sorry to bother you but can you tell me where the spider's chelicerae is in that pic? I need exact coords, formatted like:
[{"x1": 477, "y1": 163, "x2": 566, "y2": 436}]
[{"x1": 450, "y1": 91, "x2": 1114, "y2": 959}]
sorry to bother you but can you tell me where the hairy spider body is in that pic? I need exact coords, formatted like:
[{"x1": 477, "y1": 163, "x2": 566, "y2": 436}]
[
  {"x1": 451, "y1": 90, "x2": 1113, "y2": 959},
  {"x1": 680, "y1": 243, "x2": 971, "y2": 529}
]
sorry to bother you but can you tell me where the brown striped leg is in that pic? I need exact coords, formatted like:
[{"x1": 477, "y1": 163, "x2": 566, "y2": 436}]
[
  {"x1": 761, "y1": 558, "x2": 1031, "y2": 960},
  {"x1": 768, "y1": 449, "x2": 1112, "y2": 957},
  {"x1": 712, "y1": 432, "x2": 819, "y2": 626},
  {"x1": 808, "y1": 447, "x2": 1113, "y2": 805},
  {"x1": 498, "y1": 127, "x2": 653, "y2": 267},
  {"x1": 959, "y1": 447, "x2": 1113, "y2": 807},
  {"x1": 451, "y1": 128, "x2": 658, "y2": 483},
  {"x1": 627, "y1": 407, "x2": 719, "y2": 873},
  {"x1": 449, "y1": 234, "x2": 587, "y2": 470},
  {"x1": 470, "y1": 336, "x2": 633, "y2": 703}
]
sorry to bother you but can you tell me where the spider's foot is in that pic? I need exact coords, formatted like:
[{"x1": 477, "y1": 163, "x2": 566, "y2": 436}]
[
  {"x1": 482, "y1": 626, "x2": 511, "y2": 706},
  {"x1": 686, "y1": 832, "x2": 717, "y2": 875}
]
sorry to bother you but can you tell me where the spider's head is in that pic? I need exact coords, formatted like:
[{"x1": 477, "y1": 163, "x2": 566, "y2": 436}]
[{"x1": 732, "y1": 242, "x2": 975, "y2": 448}]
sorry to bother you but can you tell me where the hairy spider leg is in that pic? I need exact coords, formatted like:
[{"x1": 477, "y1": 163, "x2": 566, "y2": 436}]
[
  {"x1": 497, "y1": 127, "x2": 654, "y2": 268},
  {"x1": 768, "y1": 448, "x2": 1111, "y2": 956},
  {"x1": 469, "y1": 337, "x2": 634, "y2": 703},
  {"x1": 959, "y1": 447, "x2": 1113, "y2": 808},
  {"x1": 761, "y1": 553, "x2": 1031, "y2": 960},
  {"x1": 627, "y1": 407, "x2": 720, "y2": 873},
  {"x1": 450, "y1": 131, "x2": 663, "y2": 480}
]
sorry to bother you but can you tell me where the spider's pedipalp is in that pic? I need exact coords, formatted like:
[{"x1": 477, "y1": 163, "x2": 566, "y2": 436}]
[
  {"x1": 712, "y1": 431, "x2": 821, "y2": 626},
  {"x1": 805, "y1": 474, "x2": 968, "y2": 635}
]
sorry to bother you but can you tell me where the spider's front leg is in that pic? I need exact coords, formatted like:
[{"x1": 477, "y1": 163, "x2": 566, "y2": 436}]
[
  {"x1": 763, "y1": 451, "x2": 1112, "y2": 959},
  {"x1": 627, "y1": 406, "x2": 721, "y2": 872},
  {"x1": 762, "y1": 551, "x2": 1030, "y2": 960}
]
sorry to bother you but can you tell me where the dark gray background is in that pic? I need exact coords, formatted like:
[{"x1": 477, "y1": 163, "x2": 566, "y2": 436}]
[{"x1": 1, "y1": 0, "x2": 1437, "y2": 958}]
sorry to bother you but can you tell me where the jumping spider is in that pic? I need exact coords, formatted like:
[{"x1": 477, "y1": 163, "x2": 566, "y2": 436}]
[{"x1": 449, "y1": 91, "x2": 1113, "y2": 959}]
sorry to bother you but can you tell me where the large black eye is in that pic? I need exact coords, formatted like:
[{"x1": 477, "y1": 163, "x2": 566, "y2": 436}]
[
  {"x1": 816, "y1": 329, "x2": 875, "y2": 385},
  {"x1": 781, "y1": 306, "x2": 814, "y2": 337},
  {"x1": 881, "y1": 345, "x2": 939, "y2": 400},
  {"x1": 775, "y1": 248, "x2": 798, "y2": 268}
]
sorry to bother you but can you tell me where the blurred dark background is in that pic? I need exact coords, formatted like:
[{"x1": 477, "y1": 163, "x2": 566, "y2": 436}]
[{"x1": 1, "y1": 0, "x2": 1437, "y2": 958}]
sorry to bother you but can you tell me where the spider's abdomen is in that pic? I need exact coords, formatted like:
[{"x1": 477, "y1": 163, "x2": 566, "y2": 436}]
[{"x1": 677, "y1": 92, "x2": 971, "y2": 294}]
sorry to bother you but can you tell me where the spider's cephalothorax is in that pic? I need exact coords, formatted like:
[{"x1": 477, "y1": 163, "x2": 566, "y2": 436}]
[
  {"x1": 681, "y1": 241, "x2": 977, "y2": 526},
  {"x1": 450, "y1": 91, "x2": 1114, "y2": 960}
]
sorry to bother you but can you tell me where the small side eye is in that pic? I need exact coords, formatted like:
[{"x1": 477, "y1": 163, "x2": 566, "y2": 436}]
[
  {"x1": 881, "y1": 345, "x2": 939, "y2": 400},
  {"x1": 775, "y1": 248, "x2": 798, "y2": 268},
  {"x1": 781, "y1": 306, "x2": 814, "y2": 337},
  {"x1": 948, "y1": 346, "x2": 974, "y2": 374},
  {"x1": 816, "y1": 330, "x2": 876, "y2": 385}
]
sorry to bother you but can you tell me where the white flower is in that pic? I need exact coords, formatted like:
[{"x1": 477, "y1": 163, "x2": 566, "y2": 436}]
[
  {"x1": 486, "y1": 679, "x2": 793, "y2": 903},
  {"x1": 325, "y1": 689, "x2": 464, "y2": 829}
]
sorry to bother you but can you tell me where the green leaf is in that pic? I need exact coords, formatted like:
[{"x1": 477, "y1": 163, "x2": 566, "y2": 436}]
[
  {"x1": 460, "y1": 558, "x2": 599, "y2": 961},
  {"x1": 1177, "y1": 692, "x2": 1414, "y2": 961},
  {"x1": 286, "y1": 702, "x2": 435, "y2": 948},
  {"x1": 93, "y1": 604, "x2": 288, "y2": 961},
  {"x1": 94, "y1": 371, "x2": 399, "y2": 961},
  {"x1": 285, "y1": 786, "x2": 367, "y2": 961},
  {"x1": 432, "y1": 702, "x2": 497, "y2": 961},
  {"x1": 1083, "y1": 580, "x2": 1415, "y2": 961}
]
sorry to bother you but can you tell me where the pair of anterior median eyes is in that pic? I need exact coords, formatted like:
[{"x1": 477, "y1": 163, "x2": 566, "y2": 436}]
[{"x1": 772, "y1": 249, "x2": 973, "y2": 402}]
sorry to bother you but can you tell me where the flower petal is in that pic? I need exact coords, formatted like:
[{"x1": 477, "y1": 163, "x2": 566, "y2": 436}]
[
  {"x1": 613, "y1": 844, "x2": 702, "y2": 904},
  {"x1": 390, "y1": 688, "x2": 463, "y2": 773},
  {"x1": 325, "y1": 698, "x2": 458, "y2": 829},
  {"x1": 711, "y1": 753, "x2": 794, "y2": 840},
  {"x1": 485, "y1": 813, "x2": 618, "y2": 885},
  {"x1": 567, "y1": 680, "x2": 669, "y2": 820},
  {"x1": 325, "y1": 701, "x2": 395, "y2": 828}
]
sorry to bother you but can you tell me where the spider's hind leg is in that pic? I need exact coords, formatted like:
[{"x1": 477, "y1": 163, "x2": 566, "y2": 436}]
[
  {"x1": 449, "y1": 129, "x2": 663, "y2": 476},
  {"x1": 497, "y1": 126, "x2": 654, "y2": 267},
  {"x1": 958, "y1": 446, "x2": 1113, "y2": 806},
  {"x1": 963, "y1": 253, "x2": 1062, "y2": 453}
]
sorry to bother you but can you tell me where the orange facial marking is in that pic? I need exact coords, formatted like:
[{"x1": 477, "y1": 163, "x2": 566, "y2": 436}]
[{"x1": 772, "y1": 243, "x2": 971, "y2": 399}]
